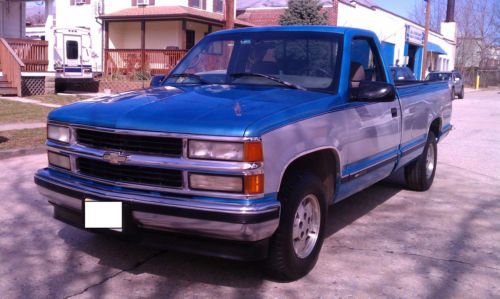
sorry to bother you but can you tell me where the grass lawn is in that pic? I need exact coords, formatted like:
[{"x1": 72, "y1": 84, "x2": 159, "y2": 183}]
[
  {"x1": 0, "y1": 128, "x2": 46, "y2": 151},
  {"x1": 0, "y1": 99, "x2": 54, "y2": 124},
  {"x1": 27, "y1": 94, "x2": 92, "y2": 106}
]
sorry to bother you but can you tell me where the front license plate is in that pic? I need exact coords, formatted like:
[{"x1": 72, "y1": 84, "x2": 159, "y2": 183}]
[{"x1": 84, "y1": 199, "x2": 122, "y2": 230}]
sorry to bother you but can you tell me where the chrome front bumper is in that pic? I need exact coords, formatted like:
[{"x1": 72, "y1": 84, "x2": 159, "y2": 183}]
[{"x1": 35, "y1": 169, "x2": 280, "y2": 242}]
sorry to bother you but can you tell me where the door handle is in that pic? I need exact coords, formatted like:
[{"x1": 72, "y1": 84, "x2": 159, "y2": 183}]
[{"x1": 391, "y1": 108, "x2": 398, "y2": 118}]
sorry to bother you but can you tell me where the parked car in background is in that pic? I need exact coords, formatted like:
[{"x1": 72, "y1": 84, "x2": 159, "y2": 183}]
[
  {"x1": 426, "y1": 71, "x2": 464, "y2": 99},
  {"x1": 35, "y1": 26, "x2": 453, "y2": 281},
  {"x1": 389, "y1": 66, "x2": 416, "y2": 81}
]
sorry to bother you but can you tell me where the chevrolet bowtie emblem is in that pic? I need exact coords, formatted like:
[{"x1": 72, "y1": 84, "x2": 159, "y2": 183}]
[{"x1": 102, "y1": 152, "x2": 129, "y2": 165}]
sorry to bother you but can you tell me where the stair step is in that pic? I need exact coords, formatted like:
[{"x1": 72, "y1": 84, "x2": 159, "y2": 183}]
[
  {"x1": 0, "y1": 87, "x2": 17, "y2": 96},
  {"x1": 0, "y1": 76, "x2": 8, "y2": 82},
  {"x1": 0, "y1": 82, "x2": 12, "y2": 88}
]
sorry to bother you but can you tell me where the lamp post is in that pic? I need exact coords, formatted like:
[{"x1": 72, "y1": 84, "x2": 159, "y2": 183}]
[{"x1": 421, "y1": 0, "x2": 431, "y2": 79}]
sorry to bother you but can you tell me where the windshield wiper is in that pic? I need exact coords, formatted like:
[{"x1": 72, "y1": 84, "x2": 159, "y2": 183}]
[
  {"x1": 168, "y1": 73, "x2": 209, "y2": 84},
  {"x1": 230, "y1": 72, "x2": 306, "y2": 90}
]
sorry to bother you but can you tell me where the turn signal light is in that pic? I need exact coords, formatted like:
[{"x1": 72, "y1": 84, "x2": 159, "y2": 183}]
[
  {"x1": 244, "y1": 174, "x2": 264, "y2": 194},
  {"x1": 244, "y1": 142, "x2": 263, "y2": 162}
]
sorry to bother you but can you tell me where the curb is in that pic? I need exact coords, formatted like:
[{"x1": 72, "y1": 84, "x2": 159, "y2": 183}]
[{"x1": 0, "y1": 147, "x2": 46, "y2": 160}]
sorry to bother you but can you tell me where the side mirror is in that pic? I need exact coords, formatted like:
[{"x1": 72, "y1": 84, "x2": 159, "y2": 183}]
[
  {"x1": 150, "y1": 75, "x2": 165, "y2": 88},
  {"x1": 351, "y1": 81, "x2": 396, "y2": 102}
]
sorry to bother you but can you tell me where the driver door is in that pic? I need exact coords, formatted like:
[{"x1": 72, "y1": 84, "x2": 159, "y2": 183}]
[{"x1": 342, "y1": 37, "x2": 401, "y2": 187}]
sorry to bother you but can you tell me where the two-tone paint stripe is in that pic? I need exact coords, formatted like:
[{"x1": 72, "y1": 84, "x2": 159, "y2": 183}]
[{"x1": 340, "y1": 134, "x2": 428, "y2": 183}]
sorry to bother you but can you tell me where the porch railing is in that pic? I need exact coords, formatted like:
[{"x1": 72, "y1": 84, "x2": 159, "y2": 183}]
[
  {"x1": 105, "y1": 49, "x2": 188, "y2": 79},
  {"x1": 5, "y1": 38, "x2": 49, "y2": 72},
  {"x1": 0, "y1": 38, "x2": 25, "y2": 96}
]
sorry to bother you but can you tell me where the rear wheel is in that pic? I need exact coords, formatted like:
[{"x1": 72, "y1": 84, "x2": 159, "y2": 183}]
[
  {"x1": 405, "y1": 131, "x2": 437, "y2": 191},
  {"x1": 266, "y1": 172, "x2": 327, "y2": 281}
]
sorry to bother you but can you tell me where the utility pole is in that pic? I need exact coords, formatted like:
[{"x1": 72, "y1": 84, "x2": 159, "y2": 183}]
[
  {"x1": 224, "y1": 0, "x2": 235, "y2": 29},
  {"x1": 421, "y1": 0, "x2": 431, "y2": 79}
]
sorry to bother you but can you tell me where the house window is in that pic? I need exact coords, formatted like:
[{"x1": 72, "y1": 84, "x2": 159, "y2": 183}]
[
  {"x1": 70, "y1": 0, "x2": 90, "y2": 5},
  {"x1": 189, "y1": 0, "x2": 206, "y2": 9},
  {"x1": 213, "y1": 0, "x2": 223, "y2": 12},
  {"x1": 131, "y1": 0, "x2": 155, "y2": 6}
]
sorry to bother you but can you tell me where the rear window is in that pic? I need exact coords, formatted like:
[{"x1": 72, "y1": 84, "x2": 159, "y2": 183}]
[{"x1": 66, "y1": 41, "x2": 79, "y2": 60}]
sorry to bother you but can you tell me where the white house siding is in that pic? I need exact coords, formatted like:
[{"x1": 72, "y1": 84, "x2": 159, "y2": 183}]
[
  {"x1": 0, "y1": 0, "x2": 25, "y2": 38},
  {"x1": 338, "y1": 1, "x2": 456, "y2": 78},
  {"x1": 145, "y1": 21, "x2": 182, "y2": 49}
]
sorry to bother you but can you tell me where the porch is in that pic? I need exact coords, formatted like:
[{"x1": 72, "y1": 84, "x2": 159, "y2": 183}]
[
  {"x1": 0, "y1": 38, "x2": 50, "y2": 96},
  {"x1": 100, "y1": 6, "x2": 252, "y2": 79}
]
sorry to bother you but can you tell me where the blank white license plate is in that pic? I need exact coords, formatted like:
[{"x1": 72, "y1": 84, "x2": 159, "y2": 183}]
[{"x1": 84, "y1": 199, "x2": 122, "y2": 230}]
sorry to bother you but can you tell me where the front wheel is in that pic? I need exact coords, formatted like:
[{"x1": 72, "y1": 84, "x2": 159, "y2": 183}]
[
  {"x1": 458, "y1": 86, "x2": 464, "y2": 99},
  {"x1": 405, "y1": 131, "x2": 438, "y2": 191},
  {"x1": 266, "y1": 172, "x2": 327, "y2": 281}
]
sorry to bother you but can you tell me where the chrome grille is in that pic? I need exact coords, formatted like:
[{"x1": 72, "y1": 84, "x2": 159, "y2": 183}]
[
  {"x1": 76, "y1": 129, "x2": 183, "y2": 157},
  {"x1": 77, "y1": 157, "x2": 183, "y2": 188}
]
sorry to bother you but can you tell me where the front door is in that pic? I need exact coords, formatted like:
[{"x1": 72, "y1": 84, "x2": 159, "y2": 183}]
[
  {"x1": 186, "y1": 30, "x2": 195, "y2": 50},
  {"x1": 63, "y1": 35, "x2": 82, "y2": 77},
  {"x1": 341, "y1": 37, "x2": 401, "y2": 194}
]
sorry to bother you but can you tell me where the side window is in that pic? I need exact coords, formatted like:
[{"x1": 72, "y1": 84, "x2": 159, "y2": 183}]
[{"x1": 350, "y1": 38, "x2": 386, "y2": 86}]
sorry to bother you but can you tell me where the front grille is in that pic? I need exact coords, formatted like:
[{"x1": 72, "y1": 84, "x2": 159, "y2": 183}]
[
  {"x1": 77, "y1": 157, "x2": 183, "y2": 188},
  {"x1": 76, "y1": 129, "x2": 183, "y2": 157}
]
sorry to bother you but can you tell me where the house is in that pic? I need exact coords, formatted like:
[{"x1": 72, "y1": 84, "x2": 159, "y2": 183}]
[
  {"x1": 42, "y1": 0, "x2": 250, "y2": 82},
  {"x1": 1, "y1": 0, "x2": 50, "y2": 96},
  {"x1": 99, "y1": 0, "x2": 251, "y2": 79}
]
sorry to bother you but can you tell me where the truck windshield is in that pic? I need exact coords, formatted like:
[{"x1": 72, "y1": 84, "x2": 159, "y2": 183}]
[{"x1": 166, "y1": 31, "x2": 342, "y2": 92}]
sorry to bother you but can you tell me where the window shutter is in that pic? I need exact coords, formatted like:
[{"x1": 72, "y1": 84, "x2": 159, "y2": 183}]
[
  {"x1": 202, "y1": 0, "x2": 206, "y2": 10},
  {"x1": 132, "y1": 0, "x2": 137, "y2": 6},
  {"x1": 70, "y1": 0, "x2": 75, "y2": 5},
  {"x1": 149, "y1": 0, "x2": 155, "y2": 5}
]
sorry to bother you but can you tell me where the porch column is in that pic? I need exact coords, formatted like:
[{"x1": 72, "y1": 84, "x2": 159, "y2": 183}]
[
  {"x1": 141, "y1": 20, "x2": 145, "y2": 74},
  {"x1": 104, "y1": 21, "x2": 109, "y2": 75},
  {"x1": 181, "y1": 20, "x2": 187, "y2": 50}
]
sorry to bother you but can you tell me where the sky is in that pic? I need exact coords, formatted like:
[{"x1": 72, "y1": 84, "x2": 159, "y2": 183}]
[{"x1": 372, "y1": 0, "x2": 418, "y2": 19}]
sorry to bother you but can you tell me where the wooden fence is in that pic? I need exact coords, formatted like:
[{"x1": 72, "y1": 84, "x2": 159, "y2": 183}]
[
  {"x1": 5, "y1": 38, "x2": 49, "y2": 72},
  {"x1": 105, "y1": 49, "x2": 187, "y2": 79}
]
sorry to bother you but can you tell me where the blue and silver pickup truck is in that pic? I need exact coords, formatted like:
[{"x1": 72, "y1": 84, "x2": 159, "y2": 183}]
[{"x1": 35, "y1": 26, "x2": 452, "y2": 280}]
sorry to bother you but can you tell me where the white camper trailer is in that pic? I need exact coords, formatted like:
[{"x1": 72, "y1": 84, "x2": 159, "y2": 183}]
[{"x1": 53, "y1": 27, "x2": 93, "y2": 80}]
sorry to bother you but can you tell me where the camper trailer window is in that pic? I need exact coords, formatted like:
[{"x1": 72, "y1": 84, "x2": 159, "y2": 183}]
[{"x1": 66, "y1": 41, "x2": 79, "y2": 60}]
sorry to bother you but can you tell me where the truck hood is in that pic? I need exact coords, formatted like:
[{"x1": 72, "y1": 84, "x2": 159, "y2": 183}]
[{"x1": 48, "y1": 85, "x2": 335, "y2": 137}]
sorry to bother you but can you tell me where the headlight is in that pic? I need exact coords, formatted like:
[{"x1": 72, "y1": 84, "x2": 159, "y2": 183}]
[
  {"x1": 47, "y1": 124, "x2": 71, "y2": 144},
  {"x1": 48, "y1": 151, "x2": 71, "y2": 170},
  {"x1": 188, "y1": 140, "x2": 263, "y2": 162}
]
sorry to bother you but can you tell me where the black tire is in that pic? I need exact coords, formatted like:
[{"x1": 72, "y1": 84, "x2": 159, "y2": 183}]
[
  {"x1": 266, "y1": 172, "x2": 328, "y2": 281},
  {"x1": 405, "y1": 131, "x2": 438, "y2": 191},
  {"x1": 458, "y1": 86, "x2": 464, "y2": 99},
  {"x1": 451, "y1": 87, "x2": 455, "y2": 100}
]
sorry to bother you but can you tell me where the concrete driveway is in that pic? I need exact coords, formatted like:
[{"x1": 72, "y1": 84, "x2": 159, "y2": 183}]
[{"x1": 1, "y1": 90, "x2": 499, "y2": 298}]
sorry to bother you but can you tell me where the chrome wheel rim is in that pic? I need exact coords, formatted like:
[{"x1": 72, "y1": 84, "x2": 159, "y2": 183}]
[
  {"x1": 426, "y1": 143, "x2": 435, "y2": 179},
  {"x1": 292, "y1": 194, "x2": 321, "y2": 259}
]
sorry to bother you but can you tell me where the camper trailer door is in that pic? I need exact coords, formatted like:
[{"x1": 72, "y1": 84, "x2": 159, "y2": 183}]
[{"x1": 63, "y1": 35, "x2": 83, "y2": 76}]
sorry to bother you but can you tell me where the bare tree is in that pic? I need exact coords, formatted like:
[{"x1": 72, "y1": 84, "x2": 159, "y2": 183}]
[
  {"x1": 455, "y1": 0, "x2": 499, "y2": 69},
  {"x1": 408, "y1": 0, "x2": 447, "y2": 32},
  {"x1": 409, "y1": 0, "x2": 499, "y2": 71}
]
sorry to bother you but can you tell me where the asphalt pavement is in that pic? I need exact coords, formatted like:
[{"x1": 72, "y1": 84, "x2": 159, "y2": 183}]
[{"x1": 1, "y1": 90, "x2": 499, "y2": 298}]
